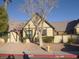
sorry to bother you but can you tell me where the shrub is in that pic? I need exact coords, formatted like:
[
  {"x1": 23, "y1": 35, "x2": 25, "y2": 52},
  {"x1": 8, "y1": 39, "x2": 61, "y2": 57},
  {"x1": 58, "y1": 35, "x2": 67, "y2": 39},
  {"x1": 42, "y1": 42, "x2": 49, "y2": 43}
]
[
  {"x1": 35, "y1": 36, "x2": 54, "y2": 43},
  {"x1": 42, "y1": 36, "x2": 54, "y2": 43},
  {"x1": 0, "y1": 32, "x2": 8, "y2": 42},
  {"x1": 21, "y1": 35, "x2": 29, "y2": 43},
  {"x1": 67, "y1": 38, "x2": 76, "y2": 44},
  {"x1": 35, "y1": 37, "x2": 39, "y2": 42}
]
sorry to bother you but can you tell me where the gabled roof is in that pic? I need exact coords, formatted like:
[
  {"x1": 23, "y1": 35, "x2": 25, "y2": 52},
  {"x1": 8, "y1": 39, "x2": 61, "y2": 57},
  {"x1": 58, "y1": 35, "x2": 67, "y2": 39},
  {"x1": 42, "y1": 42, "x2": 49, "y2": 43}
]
[
  {"x1": 23, "y1": 13, "x2": 55, "y2": 29},
  {"x1": 44, "y1": 20, "x2": 55, "y2": 29}
]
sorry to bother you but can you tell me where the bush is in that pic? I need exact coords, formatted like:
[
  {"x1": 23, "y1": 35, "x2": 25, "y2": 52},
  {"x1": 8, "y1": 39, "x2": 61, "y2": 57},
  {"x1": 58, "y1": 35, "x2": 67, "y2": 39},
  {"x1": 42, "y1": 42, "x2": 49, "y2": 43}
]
[
  {"x1": 0, "y1": 32, "x2": 8, "y2": 42},
  {"x1": 35, "y1": 36, "x2": 54, "y2": 43},
  {"x1": 67, "y1": 38, "x2": 76, "y2": 44},
  {"x1": 22, "y1": 36, "x2": 28, "y2": 43},
  {"x1": 35, "y1": 37, "x2": 39, "y2": 42},
  {"x1": 42, "y1": 36, "x2": 54, "y2": 43}
]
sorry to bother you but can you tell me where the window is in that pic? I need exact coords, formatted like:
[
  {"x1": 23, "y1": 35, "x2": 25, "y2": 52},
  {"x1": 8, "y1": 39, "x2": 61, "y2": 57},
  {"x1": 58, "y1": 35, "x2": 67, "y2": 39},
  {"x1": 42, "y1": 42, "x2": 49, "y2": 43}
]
[
  {"x1": 25, "y1": 30, "x2": 33, "y2": 39},
  {"x1": 42, "y1": 29, "x2": 47, "y2": 36}
]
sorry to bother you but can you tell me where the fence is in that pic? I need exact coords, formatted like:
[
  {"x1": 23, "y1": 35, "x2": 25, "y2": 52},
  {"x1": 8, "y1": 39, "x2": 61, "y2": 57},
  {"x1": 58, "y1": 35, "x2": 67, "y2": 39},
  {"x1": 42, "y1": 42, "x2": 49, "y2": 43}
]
[{"x1": 54, "y1": 35, "x2": 78, "y2": 43}]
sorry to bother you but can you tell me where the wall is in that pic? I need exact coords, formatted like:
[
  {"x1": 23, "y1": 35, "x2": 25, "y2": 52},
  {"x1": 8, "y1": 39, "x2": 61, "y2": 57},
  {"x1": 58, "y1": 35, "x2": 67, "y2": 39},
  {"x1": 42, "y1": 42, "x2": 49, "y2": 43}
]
[
  {"x1": 76, "y1": 28, "x2": 79, "y2": 34},
  {"x1": 7, "y1": 32, "x2": 19, "y2": 43},
  {"x1": 47, "y1": 28, "x2": 53, "y2": 36},
  {"x1": 23, "y1": 20, "x2": 54, "y2": 38},
  {"x1": 54, "y1": 35, "x2": 78, "y2": 43}
]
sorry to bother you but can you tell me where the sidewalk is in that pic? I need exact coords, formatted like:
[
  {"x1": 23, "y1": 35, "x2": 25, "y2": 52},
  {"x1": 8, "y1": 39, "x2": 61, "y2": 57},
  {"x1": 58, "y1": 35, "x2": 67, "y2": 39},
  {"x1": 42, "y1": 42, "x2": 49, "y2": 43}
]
[
  {"x1": 0, "y1": 42, "x2": 47, "y2": 54},
  {"x1": 0, "y1": 42, "x2": 78, "y2": 58}
]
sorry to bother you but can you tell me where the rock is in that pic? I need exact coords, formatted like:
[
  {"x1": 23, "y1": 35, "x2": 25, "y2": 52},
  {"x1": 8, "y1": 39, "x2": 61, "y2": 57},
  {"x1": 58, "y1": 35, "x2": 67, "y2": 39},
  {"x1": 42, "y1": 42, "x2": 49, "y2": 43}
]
[
  {"x1": 26, "y1": 39, "x2": 30, "y2": 43},
  {"x1": 0, "y1": 38, "x2": 5, "y2": 43}
]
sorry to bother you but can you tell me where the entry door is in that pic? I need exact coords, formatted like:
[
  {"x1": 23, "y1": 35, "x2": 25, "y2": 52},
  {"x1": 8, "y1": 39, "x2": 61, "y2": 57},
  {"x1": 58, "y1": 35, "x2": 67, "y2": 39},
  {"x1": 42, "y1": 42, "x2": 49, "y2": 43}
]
[{"x1": 26, "y1": 30, "x2": 33, "y2": 39}]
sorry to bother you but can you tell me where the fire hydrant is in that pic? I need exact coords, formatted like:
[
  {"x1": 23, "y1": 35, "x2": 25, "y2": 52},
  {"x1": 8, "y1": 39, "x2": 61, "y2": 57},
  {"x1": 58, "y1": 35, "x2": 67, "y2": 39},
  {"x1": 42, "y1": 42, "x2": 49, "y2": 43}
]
[{"x1": 47, "y1": 45, "x2": 50, "y2": 52}]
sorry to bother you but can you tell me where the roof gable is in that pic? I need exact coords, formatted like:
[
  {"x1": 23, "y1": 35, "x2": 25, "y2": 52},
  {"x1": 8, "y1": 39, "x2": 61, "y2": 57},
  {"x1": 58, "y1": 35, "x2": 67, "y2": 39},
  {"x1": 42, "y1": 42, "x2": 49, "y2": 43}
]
[
  {"x1": 24, "y1": 19, "x2": 35, "y2": 28},
  {"x1": 23, "y1": 13, "x2": 55, "y2": 29}
]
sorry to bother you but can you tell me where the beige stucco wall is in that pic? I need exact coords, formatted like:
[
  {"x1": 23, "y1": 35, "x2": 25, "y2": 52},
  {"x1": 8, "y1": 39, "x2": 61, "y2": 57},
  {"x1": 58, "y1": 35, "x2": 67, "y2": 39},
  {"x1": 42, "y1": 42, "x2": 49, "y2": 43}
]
[
  {"x1": 39, "y1": 21, "x2": 54, "y2": 36},
  {"x1": 23, "y1": 19, "x2": 54, "y2": 38},
  {"x1": 0, "y1": 38, "x2": 5, "y2": 43},
  {"x1": 23, "y1": 20, "x2": 34, "y2": 37},
  {"x1": 47, "y1": 28, "x2": 53, "y2": 36},
  {"x1": 7, "y1": 32, "x2": 19, "y2": 43},
  {"x1": 76, "y1": 28, "x2": 79, "y2": 34},
  {"x1": 23, "y1": 13, "x2": 55, "y2": 39},
  {"x1": 39, "y1": 21, "x2": 49, "y2": 27},
  {"x1": 24, "y1": 21, "x2": 35, "y2": 29},
  {"x1": 54, "y1": 35, "x2": 78, "y2": 43},
  {"x1": 23, "y1": 30, "x2": 26, "y2": 38},
  {"x1": 54, "y1": 35, "x2": 62, "y2": 43}
]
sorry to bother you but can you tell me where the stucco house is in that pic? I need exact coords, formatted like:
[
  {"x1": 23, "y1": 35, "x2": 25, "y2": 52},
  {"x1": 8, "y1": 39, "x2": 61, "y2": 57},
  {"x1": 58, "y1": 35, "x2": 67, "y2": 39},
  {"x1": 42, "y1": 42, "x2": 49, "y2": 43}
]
[
  {"x1": 8, "y1": 16, "x2": 79, "y2": 43},
  {"x1": 22, "y1": 13, "x2": 56, "y2": 40},
  {"x1": 75, "y1": 23, "x2": 79, "y2": 34},
  {"x1": 7, "y1": 20, "x2": 25, "y2": 43}
]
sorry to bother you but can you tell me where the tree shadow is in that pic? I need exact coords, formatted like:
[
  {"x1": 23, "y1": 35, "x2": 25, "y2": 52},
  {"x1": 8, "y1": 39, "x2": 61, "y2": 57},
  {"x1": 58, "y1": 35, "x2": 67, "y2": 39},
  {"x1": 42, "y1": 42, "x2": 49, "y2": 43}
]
[
  {"x1": 23, "y1": 52, "x2": 30, "y2": 59},
  {"x1": 41, "y1": 47, "x2": 47, "y2": 51},
  {"x1": 65, "y1": 19, "x2": 79, "y2": 34},
  {"x1": 61, "y1": 44, "x2": 79, "y2": 58}
]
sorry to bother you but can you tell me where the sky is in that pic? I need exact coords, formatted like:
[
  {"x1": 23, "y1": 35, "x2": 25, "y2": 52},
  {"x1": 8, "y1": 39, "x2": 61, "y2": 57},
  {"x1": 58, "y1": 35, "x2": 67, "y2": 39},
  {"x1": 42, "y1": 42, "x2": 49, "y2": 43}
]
[{"x1": 0, "y1": 0, "x2": 79, "y2": 22}]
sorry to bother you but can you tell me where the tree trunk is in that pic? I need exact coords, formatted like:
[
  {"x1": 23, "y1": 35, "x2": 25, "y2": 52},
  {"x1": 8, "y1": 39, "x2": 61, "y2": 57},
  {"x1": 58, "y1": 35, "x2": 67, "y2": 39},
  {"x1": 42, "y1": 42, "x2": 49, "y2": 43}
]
[
  {"x1": 38, "y1": 30, "x2": 43, "y2": 47},
  {"x1": 38, "y1": 19, "x2": 43, "y2": 47}
]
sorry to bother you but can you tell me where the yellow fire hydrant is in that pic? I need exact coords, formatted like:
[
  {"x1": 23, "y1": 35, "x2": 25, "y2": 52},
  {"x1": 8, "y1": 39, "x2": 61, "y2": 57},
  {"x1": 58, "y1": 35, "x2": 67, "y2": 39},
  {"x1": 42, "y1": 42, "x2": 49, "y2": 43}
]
[{"x1": 47, "y1": 45, "x2": 51, "y2": 52}]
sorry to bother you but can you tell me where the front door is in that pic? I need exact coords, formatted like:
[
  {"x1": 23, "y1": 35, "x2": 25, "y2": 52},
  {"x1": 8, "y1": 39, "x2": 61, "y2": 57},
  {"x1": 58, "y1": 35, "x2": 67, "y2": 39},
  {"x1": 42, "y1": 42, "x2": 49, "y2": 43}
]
[{"x1": 26, "y1": 30, "x2": 33, "y2": 39}]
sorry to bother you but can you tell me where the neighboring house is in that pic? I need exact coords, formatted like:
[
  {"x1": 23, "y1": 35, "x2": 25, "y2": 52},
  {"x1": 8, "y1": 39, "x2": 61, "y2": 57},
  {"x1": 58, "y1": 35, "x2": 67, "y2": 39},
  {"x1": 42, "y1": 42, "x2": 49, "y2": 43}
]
[
  {"x1": 7, "y1": 31, "x2": 19, "y2": 43},
  {"x1": 8, "y1": 21, "x2": 24, "y2": 43},
  {"x1": 22, "y1": 13, "x2": 56, "y2": 40},
  {"x1": 65, "y1": 19, "x2": 79, "y2": 34},
  {"x1": 75, "y1": 23, "x2": 79, "y2": 34}
]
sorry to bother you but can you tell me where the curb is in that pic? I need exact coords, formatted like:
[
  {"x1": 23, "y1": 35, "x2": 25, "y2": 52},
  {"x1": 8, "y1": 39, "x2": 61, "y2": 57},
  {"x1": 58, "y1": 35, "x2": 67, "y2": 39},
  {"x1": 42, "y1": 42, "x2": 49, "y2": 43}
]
[{"x1": 0, "y1": 54, "x2": 77, "y2": 58}]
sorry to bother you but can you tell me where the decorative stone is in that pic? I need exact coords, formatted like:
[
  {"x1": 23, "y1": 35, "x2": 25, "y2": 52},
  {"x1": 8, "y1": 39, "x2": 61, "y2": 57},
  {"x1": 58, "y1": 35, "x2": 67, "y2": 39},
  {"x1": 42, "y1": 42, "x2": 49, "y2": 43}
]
[
  {"x1": 26, "y1": 39, "x2": 30, "y2": 43},
  {"x1": 0, "y1": 38, "x2": 5, "y2": 43}
]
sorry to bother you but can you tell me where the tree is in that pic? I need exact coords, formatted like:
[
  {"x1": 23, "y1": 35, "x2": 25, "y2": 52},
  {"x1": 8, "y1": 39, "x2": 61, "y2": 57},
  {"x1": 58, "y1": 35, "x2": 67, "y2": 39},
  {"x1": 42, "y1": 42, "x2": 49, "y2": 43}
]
[
  {"x1": 3, "y1": 0, "x2": 12, "y2": 10},
  {"x1": 0, "y1": 6, "x2": 8, "y2": 36},
  {"x1": 22, "y1": 0, "x2": 57, "y2": 47}
]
